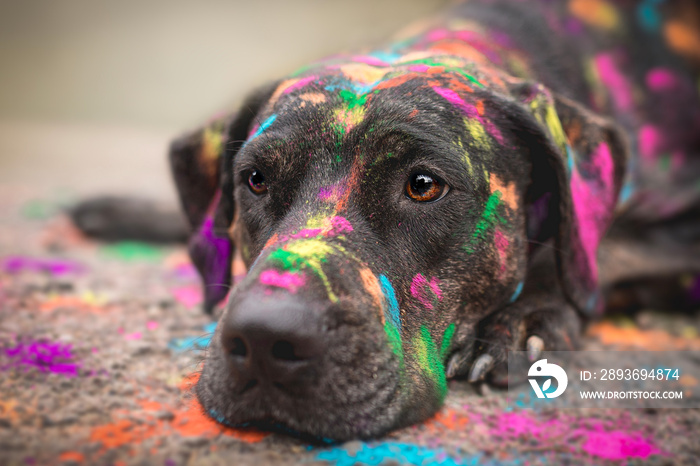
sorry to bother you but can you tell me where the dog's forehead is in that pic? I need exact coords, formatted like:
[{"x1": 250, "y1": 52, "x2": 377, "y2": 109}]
[{"x1": 244, "y1": 56, "x2": 513, "y2": 173}]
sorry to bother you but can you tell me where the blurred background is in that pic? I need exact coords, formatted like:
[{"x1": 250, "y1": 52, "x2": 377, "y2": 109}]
[{"x1": 0, "y1": 0, "x2": 447, "y2": 202}]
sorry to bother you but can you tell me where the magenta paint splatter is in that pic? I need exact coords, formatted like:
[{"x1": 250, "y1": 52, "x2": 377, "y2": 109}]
[
  {"x1": 432, "y1": 86, "x2": 504, "y2": 144},
  {"x1": 645, "y1": 67, "x2": 678, "y2": 92},
  {"x1": 487, "y1": 411, "x2": 661, "y2": 461},
  {"x1": 172, "y1": 285, "x2": 204, "y2": 308},
  {"x1": 1, "y1": 256, "x2": 85, "y2": 276},
  {"x1": 2, "y1": 340, "x2": 81, "y2": 377},
  {"x1": 595, "y1": 52, "x2": 633, "y2": 112},
  {"x1": 638, "y1": 124, "x2": 664, "y2": 162},
  {"x1": 259, "y1": 270, "x2": 306, "y2": 293},
  {"x1": 284, "y1": 75, "x2": 318, "y2": 94},
  {"x1": 581, "y1": 430, "x2": 660, "y2": 460},
  {"x1": 410, "y1": 274, "x2": 443, "y2": 310}
]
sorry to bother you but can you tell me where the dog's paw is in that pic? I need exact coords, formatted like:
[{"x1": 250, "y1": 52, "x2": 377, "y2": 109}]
[{"x1": 446, "y1": 302, "x2": 582, "y2": 387}]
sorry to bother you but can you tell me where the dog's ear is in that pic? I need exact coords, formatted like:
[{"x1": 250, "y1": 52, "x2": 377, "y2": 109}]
[
  {"x1": 169, "y1": 83, "x2": 277, "y2": 313},
  {"x1": 505, "y1": 82, "x2": 628, "y2": 315}
]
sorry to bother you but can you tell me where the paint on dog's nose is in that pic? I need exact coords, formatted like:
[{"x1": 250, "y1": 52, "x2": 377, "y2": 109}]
[{"x1": 259, "y1": 270, "x2": 306, "y2": 294}]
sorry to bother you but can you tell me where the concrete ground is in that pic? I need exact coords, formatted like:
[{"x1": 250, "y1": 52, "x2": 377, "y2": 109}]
[{"x1": 1, "y1": 1, "x2": 700, "y2": 464}]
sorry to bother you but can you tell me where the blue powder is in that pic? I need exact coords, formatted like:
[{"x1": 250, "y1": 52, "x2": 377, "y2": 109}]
[
  {"x1": 247, "y1": 114, "x2": 277, "y2": 143},
  {"x1": 315, "y1": 442, "x2": 481, "y2": 466},
  {"x1": 168, "y1": 322, "x2": 217, "y2": 352},
  {"x1": 379, "y1": 275, "x2": 401, "y2": 331},
  {"x1": 509, "y1": 282, "x2": 524, "y2": 303}
]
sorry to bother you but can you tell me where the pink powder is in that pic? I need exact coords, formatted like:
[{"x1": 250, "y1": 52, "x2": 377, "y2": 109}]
[
  {"x1": 124, "y1": 332, "x2": 142, "y2": 340},
  {"x1": 259, "y1": 270, "x2": 306, "y2": 293},
  {"x1": 410, "y1": 274, "x2": 443, "y2": 310},
  {"x1": 595, "y1": 53, "x2": 633, "y2": 112},
  {"x1": 569, "y1": 142, "x2": 615, "y2": 283},
  {"x1": 172, "y1": 286, "x2": 203, "y2": 308},
  {"x1": 146, "y1": 321, "x2": 159, "y2": 331},
  {"x1": 351, "y1": 55, "x2": 389, "y2": 67},
  {"x1": 581, "y1": 430, "x2": 660, "y2": 460},
  {"x1": 638, "y1": 125, "x2": 664, "y2": 162},
  {"x1": 494, "y1": 230, "x2": 509, "y2": 276},
  {"x1": 432, "y1": 87, "x2": 504, "y2": 144},
  {"x1": 284, "y1": 75, "x2": 318, "y2": 94},
  {"x1": 646, "y1": 68, "x2": 678, "y2": 92}
]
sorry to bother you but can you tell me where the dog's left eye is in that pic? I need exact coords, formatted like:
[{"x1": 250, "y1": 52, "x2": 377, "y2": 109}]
[
  {"x1": 248, "y1": 169, "x2": 268, "y2": 195},
  {"x1": 405, "y1": 171, "x2": 449, "y2": 202}
]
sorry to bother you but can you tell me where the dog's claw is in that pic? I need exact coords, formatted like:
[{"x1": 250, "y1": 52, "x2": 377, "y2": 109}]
[
  {"x1": 446, "y1": 353, "x2": 468, "y2": 379},
  {"x1": 526, "y1": 335, "x2": 545, "y2": 362},
  {"x1": 468, "y1": 354, "x2": 494, "y2": 383}
]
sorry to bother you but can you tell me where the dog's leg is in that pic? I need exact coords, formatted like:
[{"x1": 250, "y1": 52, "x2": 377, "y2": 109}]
[
  {"x1": 70, "y1": 195, "x2": 189, "y2": 243},
  {"x1": 447, "y1": 246, "x2": 583, "y2": 386}
]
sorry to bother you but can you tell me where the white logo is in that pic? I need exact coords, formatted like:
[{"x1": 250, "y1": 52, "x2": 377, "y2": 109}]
[{"x1": 528, "y1": 359, "x2": 568, "y2": 399}]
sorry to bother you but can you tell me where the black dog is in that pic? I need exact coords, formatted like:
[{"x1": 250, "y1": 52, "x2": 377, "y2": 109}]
[{"x1": 73, "y1": 0, "x2": 700, "y2": 440}]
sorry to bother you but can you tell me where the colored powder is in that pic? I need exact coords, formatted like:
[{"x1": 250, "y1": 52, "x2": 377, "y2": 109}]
[
  {"x1": 466, "y1": 191, "x2": 505, "y2": 253},
  {"x1": 3, "y1": 340, "x2": 80, "y2": 377},
  {"x1": 433, "y1": 87, "x2": 503, "y2": 143},
  {"x1": 100, "y1": 242, "x2": 164, "y2": 263},
  {"x1": 638, "y1": 124, "x2": 663, "y2": 162},
  {"x1": 410, "y1": 274, "x2": 443, "y2": 310},
  {"x1": 283, "y1": 75, "x2": 317, "y2": 94},
  {"x1": 316, "y1": 442, "x2": 478, "y2": 466},
  {"x1": 509, "y1": 282, "x2": 524, "y2": 303},
  {"x1": 259, "y1": 269, "x2": 306, "y2": 293},
  {"x1": 379, "y1": 275, "x2": 401, "y2": 331},
  {"x1": 269, "y1": 240, "x2": 339, "y2": 302},
  {"x1": 359, "y1": 268, "x2": 384, "y2": 317},
  {"x1": 439, "y1": 323, "x2": 455, "y2": 359},
  {"x1": 414, "y1": 325, "x2": 447, "y2": 399},
  {"x1": 569, "y1": 142, "x2": 615, "y2": 283},
  {"x1": 646, "y1": 67, "x2": 678, "y2": 92},
  {"x1": 168, "y1": 322, "x2": 217, "y2": 352},
  {"x1": 637, "y1": 0, "x2": 663, "y2": 33},
  {"x1": 594, "y1": 52, "x2": 633, "y2": 112},
  {"x1": 172, "y1": 285, "x2": 203, "y2": 308},
  {"x1": 581, "y1": 430, "x2": 660, "y2": 460},
  {"x1": 494, "y1": 230, "x2": 509, "y2": 276},
  {"x1": 569, "y1": 0, "x2": 620, "y2": 31},
  {"x1": 247, "y1": 114, "x2": 277, "y2": 142},
  {"x1": 1, "y1": 256, "x2": 85, "y2": 276}
]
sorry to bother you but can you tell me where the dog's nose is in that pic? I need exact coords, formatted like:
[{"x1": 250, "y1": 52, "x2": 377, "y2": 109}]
[{"x1": 220, "y1": 294, "x2": 324, "y2": 391}]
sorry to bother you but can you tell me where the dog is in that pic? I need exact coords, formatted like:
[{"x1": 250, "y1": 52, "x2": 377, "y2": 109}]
[{"x1": 72, "y1": 0, "x2": 700, "y2": 440}]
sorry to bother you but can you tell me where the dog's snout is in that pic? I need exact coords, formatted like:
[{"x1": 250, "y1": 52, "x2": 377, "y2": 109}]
[{"x1": 221, "y1": 294, "x2": 324, "y2": 391}]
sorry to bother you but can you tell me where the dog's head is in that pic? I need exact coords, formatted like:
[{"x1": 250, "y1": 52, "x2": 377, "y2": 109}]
[{"x1": 170, "y1": 53, "x2": 626, "y2": 440}]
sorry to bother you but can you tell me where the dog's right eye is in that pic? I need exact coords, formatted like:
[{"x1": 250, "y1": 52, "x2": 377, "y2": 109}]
[{"x1": 248, "y1": 169, "x2": 268, "y2": 195}]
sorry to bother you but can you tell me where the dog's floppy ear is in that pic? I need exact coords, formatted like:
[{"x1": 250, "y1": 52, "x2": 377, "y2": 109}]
[
  {"x1": 169, "y1": 84, "x2": 277, "y2": 313},
  {"x1": 506, "y1": 82, "x2": 628, "y2": 315}
]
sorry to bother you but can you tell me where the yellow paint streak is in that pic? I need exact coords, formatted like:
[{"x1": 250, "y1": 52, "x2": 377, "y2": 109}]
[
  {"x1": 339, "y1": 63, "x2": 387, "y2": 84},
  {"x1": 284, "y1": 239, "x2": 342, "y2": 303},
  {"x1": 489, "y1": 173, "x2": 519, "y2": 210},
  {"x1": 464, "y1": 118, "x2": 490, "y2": 151},
  {"x1": 335, "y1": 106, "x2": 366, "y2": 132},
  {"x1": 530, "y1": 97, "x2": 568, "y2": 153}
]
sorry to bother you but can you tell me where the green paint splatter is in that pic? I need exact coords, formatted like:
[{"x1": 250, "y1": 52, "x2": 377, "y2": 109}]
[
  {"x1": 414, "y1": 325, "x2": 447, "y2": 399},
  {"x1": 400, "y1": 58, "x2": 484, "y2": 87},
  {"x1": 384, "y1": 320, "x2": 403, "y2": 364},
  {"x1": 100, "y1": 242, "x2": 164, "y2": 262},
  {"x1": 269, "y1": 239, "x2": 339, "y2": 302},
  {"x1": 440, "y1": 323, "x2": 456, "y2": 360},
  {"x1": 338, "y1": 89, "x2": 370, "y2": 109},
  {"x1": 464, "y1": 191, "x2": 506, "y2": 254},
  {"x1": 659, "y1": 154, "x2": 671, "y2": 171}
]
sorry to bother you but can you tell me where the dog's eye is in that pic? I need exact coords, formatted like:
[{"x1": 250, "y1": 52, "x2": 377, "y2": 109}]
[
  {"x1": 248, "y1": 169, "x2": 268, "y2": 195},
  {"x1": 405, "y1": 171, "x2": 448, "y2": 202}
]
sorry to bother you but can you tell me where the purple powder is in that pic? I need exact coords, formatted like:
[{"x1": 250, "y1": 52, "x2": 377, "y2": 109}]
[
  {"x1": 3, "y1": 340, "x2": 81, "y2": 377},
  {"x1": 1, "y1": 256, "x2": 85, "y2": 276}
]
